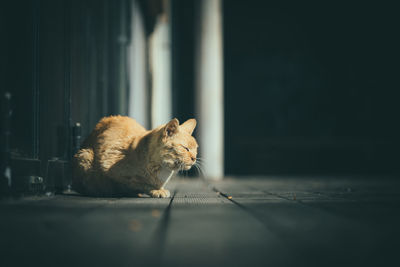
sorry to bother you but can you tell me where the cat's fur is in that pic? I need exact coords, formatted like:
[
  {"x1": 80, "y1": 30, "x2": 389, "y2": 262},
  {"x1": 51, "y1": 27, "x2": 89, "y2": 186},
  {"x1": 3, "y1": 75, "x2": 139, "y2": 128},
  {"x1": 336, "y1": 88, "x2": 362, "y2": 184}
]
[{"x1": 72, "y1": 116, "x2": 198, "y2": 198}]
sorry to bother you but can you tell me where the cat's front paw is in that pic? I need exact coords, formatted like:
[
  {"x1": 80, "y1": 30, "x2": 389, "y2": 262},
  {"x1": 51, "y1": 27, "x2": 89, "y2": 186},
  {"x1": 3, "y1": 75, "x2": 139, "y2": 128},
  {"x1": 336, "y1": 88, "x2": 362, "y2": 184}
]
[{"x1": 150, "y1": 189, "x2": 171, "y2": 198}]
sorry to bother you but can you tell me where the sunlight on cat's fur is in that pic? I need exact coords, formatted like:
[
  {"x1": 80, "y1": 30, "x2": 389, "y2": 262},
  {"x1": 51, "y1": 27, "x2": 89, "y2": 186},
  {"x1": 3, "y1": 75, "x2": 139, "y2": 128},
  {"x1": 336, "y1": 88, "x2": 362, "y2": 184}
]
[{"x1": 72, "y1": 116, "x2": 198, "y2": 198}]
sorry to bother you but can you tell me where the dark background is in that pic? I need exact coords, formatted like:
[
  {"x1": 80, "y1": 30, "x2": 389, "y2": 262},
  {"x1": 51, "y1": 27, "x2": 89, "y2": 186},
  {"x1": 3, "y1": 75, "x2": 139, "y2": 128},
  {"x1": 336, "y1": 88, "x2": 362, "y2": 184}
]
[
  {"x1": 223, "y1": 1, "x2": 400, "y2": 175},
  {"x1": 174, "y1": 0, "x2": 400, "y2": 175},
  {"x1": 1, "y1": 0, "x2": 400, "y2": 186}
]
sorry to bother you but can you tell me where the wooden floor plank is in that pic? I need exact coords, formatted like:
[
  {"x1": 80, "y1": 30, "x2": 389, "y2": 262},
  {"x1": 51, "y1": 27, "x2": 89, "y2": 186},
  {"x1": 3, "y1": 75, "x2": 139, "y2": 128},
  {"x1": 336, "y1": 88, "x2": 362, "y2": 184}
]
[
  {"x1": 0, "y1": 195, "x2": 171, "y2": 267},
  {"x1": 209, "y1": 177, "x2": 400, "y2": 266},
  {"x1": 1, "y1": 176, "x2": 399, "y2": 267},
  {"x1": 160, "y1": 180, "x2": 289, "y2": 267}
]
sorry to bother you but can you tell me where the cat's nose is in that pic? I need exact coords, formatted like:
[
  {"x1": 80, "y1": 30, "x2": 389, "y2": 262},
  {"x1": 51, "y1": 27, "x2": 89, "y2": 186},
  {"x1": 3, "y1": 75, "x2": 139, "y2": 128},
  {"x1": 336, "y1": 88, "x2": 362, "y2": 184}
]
[{"x1": 191, "y1": 156, "x2": 196, "y2": 162}]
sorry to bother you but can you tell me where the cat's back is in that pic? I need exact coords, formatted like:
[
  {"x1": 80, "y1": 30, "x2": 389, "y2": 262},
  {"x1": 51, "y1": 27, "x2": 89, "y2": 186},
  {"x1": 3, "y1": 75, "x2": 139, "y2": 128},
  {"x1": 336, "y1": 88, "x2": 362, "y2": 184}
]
[
  {"x1": 73, "y1": 116, "x2": 146, "y2": 195},
  {"x1": 83, "y1": 115, "x2": 147, "y2": 148}
]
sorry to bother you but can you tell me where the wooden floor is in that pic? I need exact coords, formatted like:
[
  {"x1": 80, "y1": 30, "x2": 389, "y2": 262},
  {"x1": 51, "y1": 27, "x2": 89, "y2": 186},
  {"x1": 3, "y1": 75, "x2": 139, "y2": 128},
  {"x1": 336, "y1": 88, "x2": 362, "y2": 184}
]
[{"x1": 1, "y1": 176, "x2": 400, "y2": 267}]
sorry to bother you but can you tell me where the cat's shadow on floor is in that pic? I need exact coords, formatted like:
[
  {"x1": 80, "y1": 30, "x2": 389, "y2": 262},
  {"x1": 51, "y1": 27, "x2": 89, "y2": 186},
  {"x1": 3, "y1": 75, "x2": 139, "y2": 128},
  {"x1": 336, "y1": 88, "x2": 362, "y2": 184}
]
[{"x1": 58, "y1": 189, "x2": 155, "y2": 198}]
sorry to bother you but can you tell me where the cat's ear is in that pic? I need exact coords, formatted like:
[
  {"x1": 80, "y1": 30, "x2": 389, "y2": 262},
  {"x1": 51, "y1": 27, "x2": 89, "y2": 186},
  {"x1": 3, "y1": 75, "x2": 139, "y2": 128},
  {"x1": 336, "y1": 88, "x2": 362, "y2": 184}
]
[
  {"x1": 164, "y1": 118, "x2": 180, "y2": 137},
  {"x1": 180, "y1": 118, "x2": 197, "y2": 135}
]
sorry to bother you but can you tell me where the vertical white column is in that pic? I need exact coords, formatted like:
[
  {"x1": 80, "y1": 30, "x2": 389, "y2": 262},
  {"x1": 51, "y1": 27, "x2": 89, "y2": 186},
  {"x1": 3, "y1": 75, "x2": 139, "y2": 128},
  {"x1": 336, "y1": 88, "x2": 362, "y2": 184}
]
[
  {"x1": 128, "y1": 0, "x2": 149, "y2": 129},
  {"x1": 195, "y1": 0, "x2": 224, "y2": 179},
  {"x1": 150, "y1": 0, "x2": 172, "y2": 128}
]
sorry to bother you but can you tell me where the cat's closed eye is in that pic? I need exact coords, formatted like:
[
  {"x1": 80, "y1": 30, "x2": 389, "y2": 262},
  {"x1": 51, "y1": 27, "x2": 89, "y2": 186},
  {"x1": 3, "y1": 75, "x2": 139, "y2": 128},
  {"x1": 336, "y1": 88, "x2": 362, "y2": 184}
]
[{"x1": 181, "y1": 145, "x2": 189, "y2": 151}]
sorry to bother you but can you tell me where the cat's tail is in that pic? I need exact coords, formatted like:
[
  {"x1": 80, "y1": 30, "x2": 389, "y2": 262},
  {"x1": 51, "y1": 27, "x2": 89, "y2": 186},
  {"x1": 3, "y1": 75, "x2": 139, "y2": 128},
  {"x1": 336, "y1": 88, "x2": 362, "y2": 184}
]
[{"x1": 71, "y1": 148, "x2": 94, "y2": 194}]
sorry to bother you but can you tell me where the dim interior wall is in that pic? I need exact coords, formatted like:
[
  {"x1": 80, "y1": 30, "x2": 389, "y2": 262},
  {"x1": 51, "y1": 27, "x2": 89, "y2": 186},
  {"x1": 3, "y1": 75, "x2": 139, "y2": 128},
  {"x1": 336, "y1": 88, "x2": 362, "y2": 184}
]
[
  {"x1": 171, "y1": 0, "x2": 196, "y2": 122},
  {"x1": 224, "y1": 1, "x2": 400, "y2": 175},
  {"x1": 2, "y1": 0, "x2": 37, "y2": 158},
  {"x1": 69, "y1": 0, "x2": 131, "y2": 145},
  {"x1": 2, "y1": 0, "x2": 132, "y2": 183}
]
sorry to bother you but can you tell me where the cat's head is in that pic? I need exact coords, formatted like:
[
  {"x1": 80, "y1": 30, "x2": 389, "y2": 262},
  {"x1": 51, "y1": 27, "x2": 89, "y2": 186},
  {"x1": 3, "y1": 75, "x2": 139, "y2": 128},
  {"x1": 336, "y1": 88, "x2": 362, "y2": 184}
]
[{"x1": 158, "y1": 118, "x2": 198, "y2": 171}]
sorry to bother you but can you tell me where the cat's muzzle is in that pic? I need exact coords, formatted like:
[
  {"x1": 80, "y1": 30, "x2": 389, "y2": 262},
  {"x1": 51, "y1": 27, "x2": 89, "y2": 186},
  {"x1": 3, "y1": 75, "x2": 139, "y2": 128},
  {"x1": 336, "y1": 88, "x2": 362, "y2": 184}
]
[
  {"x1": 163, "y1": 159, "x2": 195, "y2": 171},
  {"x1": 183, "y1": 164, "x2": 194, "y2": 171},
  {"x1": 174, "y1": 161, "x2": 194, "y2": 171}
]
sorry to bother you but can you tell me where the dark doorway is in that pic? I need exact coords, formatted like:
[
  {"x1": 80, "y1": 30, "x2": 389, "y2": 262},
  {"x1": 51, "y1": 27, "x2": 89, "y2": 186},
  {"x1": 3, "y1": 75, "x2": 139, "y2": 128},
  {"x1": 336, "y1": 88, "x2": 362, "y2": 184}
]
[{"x1": 224, "y1": 0, "x2": 400, "y2": 175}]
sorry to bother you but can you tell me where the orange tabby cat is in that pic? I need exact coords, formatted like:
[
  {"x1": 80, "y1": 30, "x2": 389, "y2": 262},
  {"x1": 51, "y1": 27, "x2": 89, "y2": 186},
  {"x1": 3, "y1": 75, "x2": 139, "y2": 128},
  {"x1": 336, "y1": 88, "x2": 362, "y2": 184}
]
[{"x1": 72, "y1": 116, "x2": 198, "y2": 198}]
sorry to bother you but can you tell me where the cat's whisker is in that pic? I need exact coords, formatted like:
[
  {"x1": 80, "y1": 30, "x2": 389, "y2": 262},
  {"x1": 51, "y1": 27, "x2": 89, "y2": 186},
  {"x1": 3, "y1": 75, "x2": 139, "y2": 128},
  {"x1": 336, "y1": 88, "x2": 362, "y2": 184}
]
[
  {"x1": 195, "y1": 161, "x2": 205, "y2": 170},
  {"x1": 194, "y1": 162, "x2": 205, "y2": 178},
  {"x1": 195, "y1": 158, "x2": 206, "y2": 166},
  {"x1": 193, "y1": 164, "x2": 201, "y2": 177},
  {"x1": 179, "y1": 162, "x2": 185, "y2": 172},
  {"x1": 196, "y1": 161, "x2": 204, "y2": 167},
  {"x1": 198, "y1": 165, "x2": 204, "y2": 177}
]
